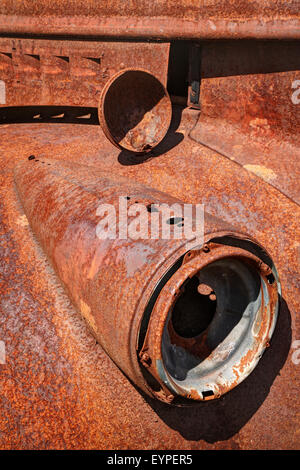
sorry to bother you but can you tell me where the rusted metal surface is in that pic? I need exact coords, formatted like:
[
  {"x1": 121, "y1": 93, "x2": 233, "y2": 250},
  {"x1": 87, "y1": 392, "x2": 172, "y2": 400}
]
[
  {"x1": 99, "y1": 69, "x2": 172, "y2": 153},
  {"x1": 190, "y1": 40, "x2": 300, "y2": 204},
  {"x1": 0, "y1": 0, "x2": 299, "y2": 451},
  {"x1": 141, "y1": 242, "x2": 279, "y2": 402},
  {"x1": 0, "y1": 38, "x2": 169, "y2": 107},
  {"x1": 0, "y1": 106, "x2": 299, "y2": 448},
  {"x1": 14, "y1": 156, "x2": 278, "y2": 403},
  {"x1": 0, "y1": 1, "x2": 299, "y2": 39}
]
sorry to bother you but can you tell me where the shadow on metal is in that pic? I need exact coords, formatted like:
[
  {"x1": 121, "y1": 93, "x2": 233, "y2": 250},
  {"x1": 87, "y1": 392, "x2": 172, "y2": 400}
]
[
  {"x1": 0, "y1": 104, "x2": 184, "y2": 160},
  {"x1": 142, "y1": 296, "x2": 291, "y2": 443},
  {"x1": 0, "y1": 106, "x2": 99, "y2": 125}
]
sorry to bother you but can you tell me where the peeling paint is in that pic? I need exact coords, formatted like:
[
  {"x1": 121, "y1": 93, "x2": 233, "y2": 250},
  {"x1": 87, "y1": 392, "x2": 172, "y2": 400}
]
[{"x1": 243, "y1": 164, "x2": 277, "y2": 182}]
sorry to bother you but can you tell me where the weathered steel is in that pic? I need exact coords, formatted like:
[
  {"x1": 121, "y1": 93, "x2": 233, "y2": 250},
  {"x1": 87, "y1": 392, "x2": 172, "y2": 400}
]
[
  {"x1": 190, "y1": 40, "x2": 300, "y2": 204},
  {"x1": 13, "y1": 157, "x2": 279, "y2": 403},
  {"x1": 0, "y1": 1, "x2": 299, "y2": 39},
  {"x1": 0, "y1": 0, "x2": 299, "y2": 452},
  {"x1": 0, "y1": 108, "x2": 299, "y2": 448},
  {"x1": 141, "y1": 242, "x2": 279, "y2": 402},
  {"x1": 0, "y1": 38, "x2": 170, "y2": 107},
  {"x1": 99, "y1": 69, "x2": 172, "y2": 153}
]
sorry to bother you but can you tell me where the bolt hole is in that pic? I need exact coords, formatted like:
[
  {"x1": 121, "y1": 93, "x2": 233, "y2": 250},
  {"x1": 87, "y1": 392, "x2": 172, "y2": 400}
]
[
  {"x1": 28, "y1": 155, "x2": 35, "y2": 161},
  {"x1": 202, "y1": 390, "x2": 214, "y2": 398},
  {"x1": 266, "y1": 273, "x2": 275, "y2": 284},
  {"x1": 166, "y1": 217, "x2": 184, "y2": 225},
  {"x1": 146, "y1": 204, "x2": 159, "y2": 213}
]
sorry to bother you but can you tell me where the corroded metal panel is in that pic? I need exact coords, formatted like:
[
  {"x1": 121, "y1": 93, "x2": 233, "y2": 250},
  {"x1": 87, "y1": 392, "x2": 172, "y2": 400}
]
[
  {"x1": 0, "y1": 1, "x2": 299, "y2": 39},
  {"x1": 0, "y1": 38, "x2": 170, "y2": 107},
  {"x1": 0, "y1": 109, "x2": 299, "y2": 448}
]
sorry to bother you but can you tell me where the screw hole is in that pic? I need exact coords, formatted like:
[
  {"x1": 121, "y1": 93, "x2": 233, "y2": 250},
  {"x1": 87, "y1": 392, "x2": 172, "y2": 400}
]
[{"x1": 166, "y1": 217, "x2": 184, "y2": 225}]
